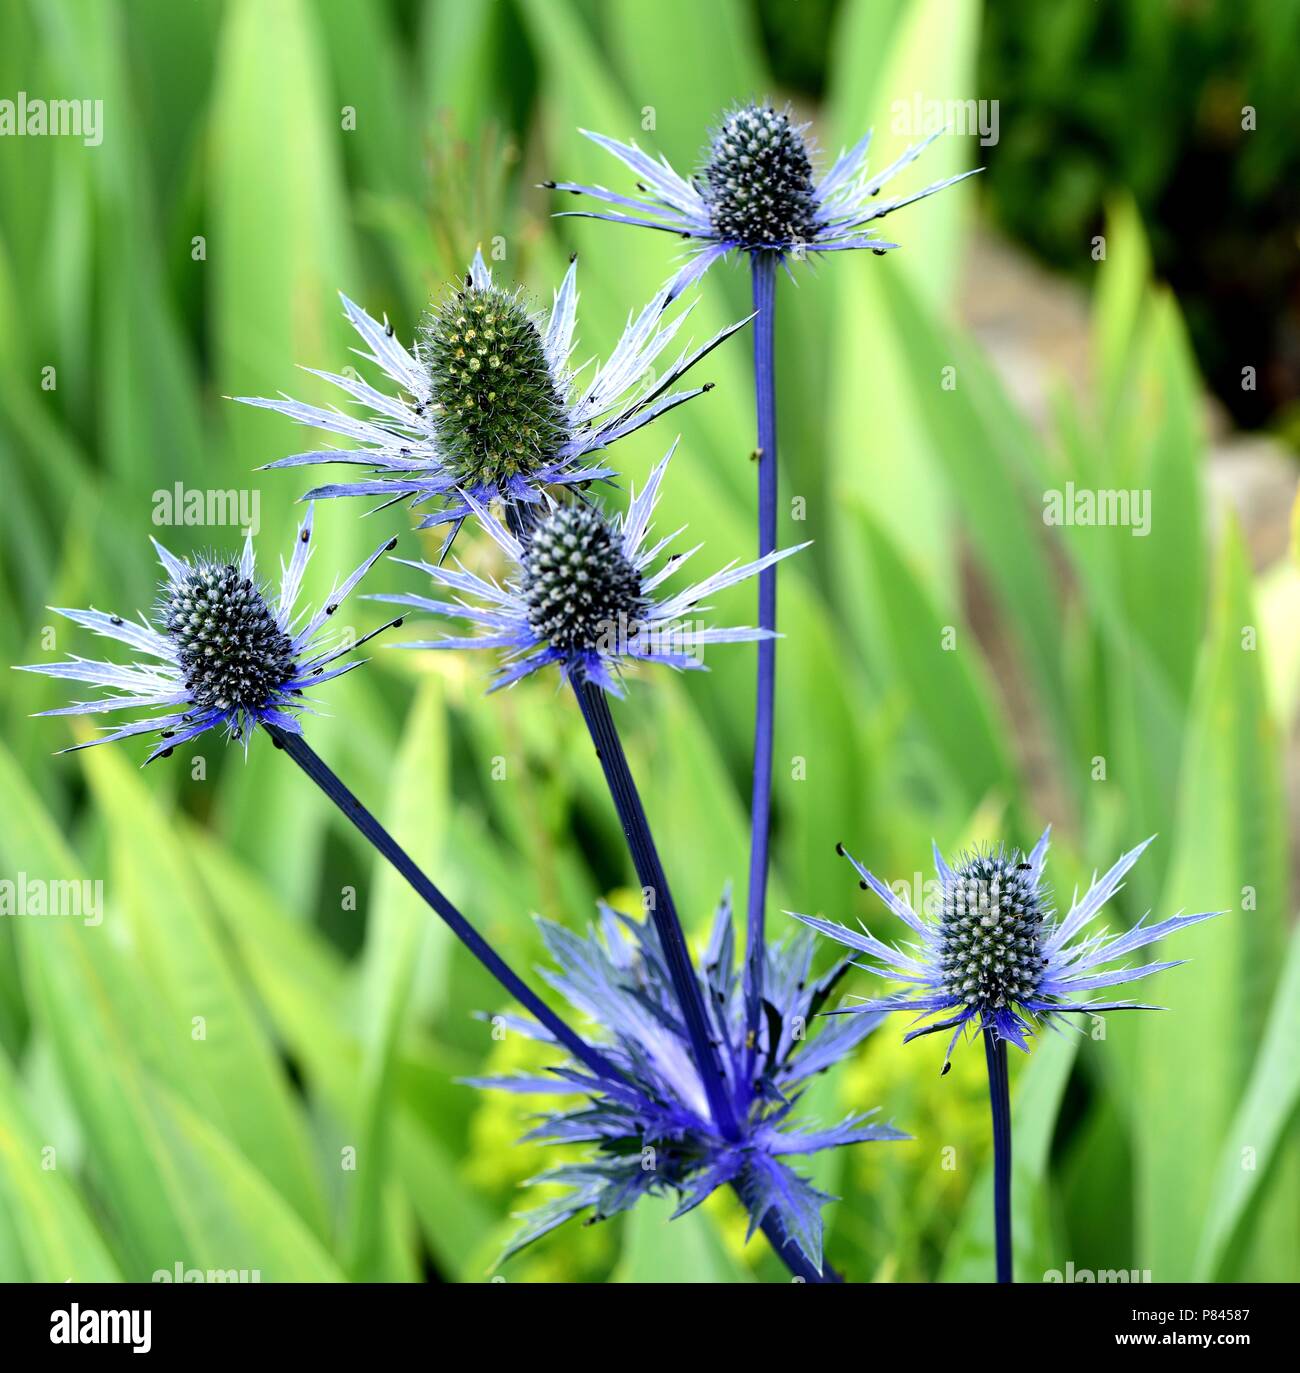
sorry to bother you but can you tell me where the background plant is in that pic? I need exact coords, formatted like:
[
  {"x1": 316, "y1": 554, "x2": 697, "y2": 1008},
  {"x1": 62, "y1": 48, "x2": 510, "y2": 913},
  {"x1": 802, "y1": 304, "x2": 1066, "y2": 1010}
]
[
  {"x1": 0, "y1": 0, "x2": 1295, "y2": 1284},
  {"x1": 760, "y1": 0, "x2": 1300, "y2": 435}
]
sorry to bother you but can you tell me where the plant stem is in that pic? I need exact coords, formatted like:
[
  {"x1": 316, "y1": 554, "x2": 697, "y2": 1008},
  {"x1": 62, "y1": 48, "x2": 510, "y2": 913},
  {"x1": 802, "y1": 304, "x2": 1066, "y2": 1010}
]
[
  {"x1": 983, "y1": 1027, "x2": 1013, "y2": 1283},
  {"x1": 572, "y1": 678, "x2": 741, "y2": 1143},
  {"x1": 266, "y1": 724, "x2": 619, "y2": 1085},
  {"x1": 272, "y1": 724, "x2": 837, "y2": 1282},
  {"x1": 745, "y1": 250, "x2": 779, "y2": 1056},
  {"x1": 759, "y1": 1217, "x2": 842, "y2": 1284},
  {"x1": 573, "y1": 683, "x2": 842, "y2": 1283}
]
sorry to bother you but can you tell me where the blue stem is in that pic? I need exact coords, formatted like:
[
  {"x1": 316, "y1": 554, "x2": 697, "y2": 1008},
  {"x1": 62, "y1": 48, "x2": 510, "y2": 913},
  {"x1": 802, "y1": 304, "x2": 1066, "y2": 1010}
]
[
  {"x1": 573, "y1": 679, "x2": 742, "y2": 1143},
  {"x1": 760, "y1": 1217, "x2": 843, "y2": 1284},
  {"x1": 267, "y1": 724, "x2": 620, "y2": 1084},
  {"x1": 983, "y1": 1028, "x2": 1013, "y2": 1283},
  {"x1": 745, "y1": 250, "x2": 779, "y2": 1060},
  {"x1": 574, "y1": 683, "x2": 841, "y2": 1282},
  {"x1": 272, "y1": 726, "x2": 837, "y2": 1282}
]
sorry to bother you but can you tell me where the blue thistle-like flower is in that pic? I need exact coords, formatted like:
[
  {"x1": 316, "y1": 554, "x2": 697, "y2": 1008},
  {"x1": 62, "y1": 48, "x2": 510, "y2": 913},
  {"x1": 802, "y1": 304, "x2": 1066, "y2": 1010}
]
[
  {"x1": 17, "y1": 508, "x2": 396, "y2": 760},
  {"x1": 371, "y1": 444, "x2": 807, "y2": 694},
  {"x1": 548, "y1": 102, "x2": 979, "y2": 297},
  {"x1": 236, "y1": 250, "x2": 749, "y2": 542},
  {"x1": 469, "y1": 890, "x2": 904, "y2": 1272},
  {"x1": 792, "y1": 829, "x2": 1223, "y2": 1072}
]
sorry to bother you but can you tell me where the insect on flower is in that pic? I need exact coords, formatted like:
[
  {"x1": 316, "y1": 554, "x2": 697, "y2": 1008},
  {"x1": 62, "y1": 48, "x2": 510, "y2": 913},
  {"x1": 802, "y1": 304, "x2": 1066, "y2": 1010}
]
[
  {"x1": 469, "y1": 890, "x2": 905, "y2": 1273},
  {"x1": 17, "y1": 508, "x2": 399, "y2": 761},
  {"x1": 792, "y1": 829, "x2": 1224, "y2": 1072},
  {"x1": 237, "y1": 250, "x2": 751, "y2": 547},
  {"x1": 548, "y1": 101, "x2": 980, "y2": 297},
  {"x1": 371, "y1": 443, "x2": 808, "y2": 694}
]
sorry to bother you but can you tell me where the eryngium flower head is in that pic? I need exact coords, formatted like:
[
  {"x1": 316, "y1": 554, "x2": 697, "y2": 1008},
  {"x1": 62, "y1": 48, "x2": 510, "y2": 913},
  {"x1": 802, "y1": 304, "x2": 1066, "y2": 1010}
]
[
  {"x1": 419, "y1": 278, "x2": 569, "y2": 490},
  {"x1": 792, "y1": 830, "x2": 1223, "y2": 1071},
  {"x1": 548, "y1": 101, "x2": 980, "y2": 298},
  {"x1": 468, "y1": 891, "x2": 904, "y2": 1272},
  {"x1": 236, "y1": 250, "x2": 749, "y2": 543},
  {"x1": 521, "y1": 503, "x2": 648, "y2": 653},
  {"x1": 18, "y1": 509, "x2": 396, "y2": 761},
  {"x1": 373, "y1": 443, "x2": 806, "y2": 694},
  {"x1": 702, "y1": 104, "x2": 820, "y2": 247}
]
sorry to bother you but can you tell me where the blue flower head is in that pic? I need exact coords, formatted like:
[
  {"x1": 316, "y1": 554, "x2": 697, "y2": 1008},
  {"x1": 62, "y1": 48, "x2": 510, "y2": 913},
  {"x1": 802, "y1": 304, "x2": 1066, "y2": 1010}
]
[
  {"x1": 373, "y1": 444, "x2": 807, "y2": 694},
  {"x1": 549, "y1": 102, "x2": 979, "y2": 297},
  {"x1": 18, "y1": 508, "x2": 396, "y2": 761},
  {"x1": 470, "y1": 891, "x2": 904, "y2": 1272},
  {"x1": 793, "y1": 830, "x2": 1223, "y2": 1072},
  {"x1": 237, "y1": 250, "x2": 749, "y2": 544}
]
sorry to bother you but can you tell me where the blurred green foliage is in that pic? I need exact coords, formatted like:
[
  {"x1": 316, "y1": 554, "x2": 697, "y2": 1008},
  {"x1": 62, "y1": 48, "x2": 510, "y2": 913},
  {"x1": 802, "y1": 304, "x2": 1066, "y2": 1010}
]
[
  {"x1": 762, "y1": 0, "x2": 1300, "y2": 432},
  {"x1": 0, "y1": 0, "x2": 1295, "y2": 1284},
  {"x1": 978, "y1": 0, "x2": 1300, "y2": 433}
]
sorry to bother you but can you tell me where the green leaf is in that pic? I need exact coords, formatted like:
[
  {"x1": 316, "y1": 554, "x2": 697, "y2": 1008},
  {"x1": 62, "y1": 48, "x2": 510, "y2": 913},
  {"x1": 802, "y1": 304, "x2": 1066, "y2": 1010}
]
[
  {"x1": 856, "y1": 510, "x2": 1014, "y2": 806},
  {"x1": 1092, "y1": 196, "x2": 1153, "y2": 425},
  {"x1": 611, "y1": 1192, "x2": 753, "y2": 1283},
  {"x1": 35, "y1": 0, "x2": 206, "y2": 493},
  {"x1": 417, "y1": 0, "x2": 512, "y2": 138},
  {"x1": 346, "y1": 679, "x2": 451, "y2": 1279},
  {"x1": 314, "y1": 0, "x2": 419, "y2": 196},
  {"x1": 0, "y1": 1049, "x2": 121, "y2": 1281},
  {"x1": 603, "y1": 0, "x2": 768, "y2": 172},
  {"x1": 1194, "y1": 922, "x2": 1300, "y2": 1279},
  {"x1": 621, "y1": 677, "x2": 751, "y2": 934},
  {"x1": 0, "y1": 740, "x2": 340, "y2": 1279},
  {"x1": 1257, "y1": 561, "x2": 1300, "y2": 727},
  {"x1": 207, "y1": 0, "x2": 363, "y2": 902},
  {"x1": 133, "y1": 1080, "x2": 345, "y2": 1282},
  {"x1": 187, "y1": 822, "x2": 497, "y2": 1280},
  {"x1": 770, "y1": 579, "x2": 878, "y2": 922},
  {"x1": 876, "y1": 266, "x2": 1075, "y2": 778},
  {"x1": 80, "y1": 744, "x2": 330, "y2": 1240},
  {"x1": 1134, "y1": 518, "x2": 1287, "y2": 1279},
  {"x1": 828, "y1": 0, "x2": 981, "y2": 309}
]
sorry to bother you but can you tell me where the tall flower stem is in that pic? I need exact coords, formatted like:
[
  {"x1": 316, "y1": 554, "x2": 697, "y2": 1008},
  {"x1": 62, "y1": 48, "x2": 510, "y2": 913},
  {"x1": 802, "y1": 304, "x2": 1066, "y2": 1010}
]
[
  {"x1": 272, "y1": 724, "x2": 834, "y2": 1284},
  {"x1": 983, "y1": 1028, "x2": 1014, "y2": 1283},
  {"x1": 573, "y1": 679, "x2": 741, "y2": 1143},
  {"x1": 745, "y1": 250, "x2": 779, "y2": 1054},
  {"x1": 572, "y1": 681, "x2": 839, "y2": 1284},
  {"x1": 266, "y1": 724, "x2": 619, "y2": 1084}
]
